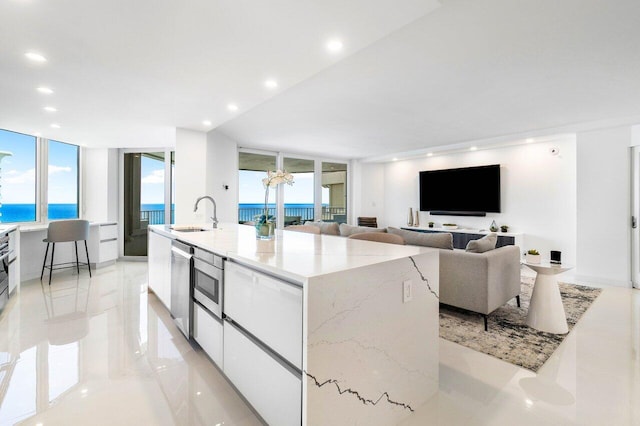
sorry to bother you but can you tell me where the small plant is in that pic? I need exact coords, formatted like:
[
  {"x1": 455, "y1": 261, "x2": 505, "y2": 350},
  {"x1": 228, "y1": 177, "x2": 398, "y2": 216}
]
[
  {"x1": 428, "y1": 221, "x2": 434, "y2": 228},
  {"x1": 527, "y1": 249, "x2": 539, "y2": 255},
  {"x1": 500, "y1": 225, "x2": 509, "y2": 232}
]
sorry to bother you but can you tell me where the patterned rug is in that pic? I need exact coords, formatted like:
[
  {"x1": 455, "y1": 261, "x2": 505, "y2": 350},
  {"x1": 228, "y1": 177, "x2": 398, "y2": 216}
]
[{"x1": 439, "y1": 277, "x2": 602, "y2": 372}]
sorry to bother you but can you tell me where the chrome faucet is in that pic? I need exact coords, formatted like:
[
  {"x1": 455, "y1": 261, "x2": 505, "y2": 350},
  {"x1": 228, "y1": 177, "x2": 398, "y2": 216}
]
[{"x1": 194, "y1": 196, "x2": 218, "y2": 229}]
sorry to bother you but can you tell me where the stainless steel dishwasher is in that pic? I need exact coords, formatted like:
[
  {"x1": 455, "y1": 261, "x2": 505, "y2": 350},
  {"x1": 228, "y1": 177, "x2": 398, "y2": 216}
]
[{"x1": 170, "y1": 240, "x2": 194, "y2": 339}]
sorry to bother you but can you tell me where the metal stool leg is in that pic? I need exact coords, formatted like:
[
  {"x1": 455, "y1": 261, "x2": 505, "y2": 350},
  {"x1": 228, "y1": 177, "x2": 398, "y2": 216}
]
[
  {"x1": 41, "y1": 242, "x2": 50, "y2": 281},
  {"x1": 84, "y1": 240, "x2": 92, "y2": 278},
  {"x1": 49, "y1": 243, "x2": 56, "y2": 285},
  {"x1": 75, "y1": 241, "x2": 80, "y2": 274}
]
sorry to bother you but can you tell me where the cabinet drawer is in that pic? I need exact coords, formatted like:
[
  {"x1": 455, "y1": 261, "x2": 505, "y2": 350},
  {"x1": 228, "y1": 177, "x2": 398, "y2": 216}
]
[
  {"x1": 193, "y1": 303, "x2": 223, "y2": 367},
  {"x1": 99, "y1": 239, "x2": 118, "y2": 262},
  {"x1": 223, "y1": 321, "x2": 301, "y2": 426},
  {"x1": 99, "y1": 224, "x2": 118, "y2": 241},
  {"x1": 224, "y1": 262, "x2": 302, "y2": 369}
]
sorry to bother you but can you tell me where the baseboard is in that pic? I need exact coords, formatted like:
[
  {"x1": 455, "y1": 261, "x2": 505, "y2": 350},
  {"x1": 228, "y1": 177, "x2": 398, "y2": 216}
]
[{"x1": 570, "y1": 274, "x2": 632, "y2": 288}]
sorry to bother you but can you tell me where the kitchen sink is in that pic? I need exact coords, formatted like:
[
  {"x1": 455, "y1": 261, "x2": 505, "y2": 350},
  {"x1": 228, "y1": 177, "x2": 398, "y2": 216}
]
[{"x1": 171, "y1": 226, "x2": 210, "y2": 233}]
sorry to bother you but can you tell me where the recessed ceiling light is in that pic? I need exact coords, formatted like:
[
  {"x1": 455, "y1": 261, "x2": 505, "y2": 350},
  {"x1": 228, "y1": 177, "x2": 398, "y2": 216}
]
[
  {"x1": 202, "y1": 120, "x2": 212, "y2": 126},
  {"x1": 469, "y1": 146, "x2": 478, "y2": 151},
  {"x1": 37, "y1": 87, "x2": 53, "y2": 94},
  {"x1": 526, "y1": 138, "x2": 534, "y2": 143},
  {"x1": 25, "y1": 52, "x2": 47, "y2": 62},
  {"x1": 427, "y1": 152, "x2": 434, "y2": 157},
  {"x1": 326, "y1": 39, "x2": 343, "y2": 53},
  {"x1": 44, "y1": 106, "x2": 57, "y2": 112},
  {"x1": 264, "y1": 79, "x2": 278, "y2": 89},
  {"x1": 50, "y1": 123, "x2": 60, "y2": 129},
  {"x1": 227, "y1": 103, "x2": 238, "y2": 112},
  {"x1": 392, "y1": 158, "x2": 398, "y2": 161}
]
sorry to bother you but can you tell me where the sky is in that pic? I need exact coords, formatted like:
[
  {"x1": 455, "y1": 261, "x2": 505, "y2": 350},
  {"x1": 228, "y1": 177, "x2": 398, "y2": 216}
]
[
  {"x1": 239, "y1": 171, "x2": 329, "y2": 204},
  {"x1": 0, "y1": 129, "x2": 78, "y2": 204}
]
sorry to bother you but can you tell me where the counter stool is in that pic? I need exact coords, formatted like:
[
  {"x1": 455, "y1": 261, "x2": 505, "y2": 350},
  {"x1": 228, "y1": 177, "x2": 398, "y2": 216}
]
[{"x1": 41, "y1": 220, "x2": 92, "y2": 285}]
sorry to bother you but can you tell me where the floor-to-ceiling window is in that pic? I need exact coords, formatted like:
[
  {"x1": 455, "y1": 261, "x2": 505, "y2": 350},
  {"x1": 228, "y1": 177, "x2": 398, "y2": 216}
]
[
  {"x1": 237, "y1": 150, "x2": 348, "y2": 226},
  {"x1": 321, "y1": 161, "x2": 348, "y2": 223},
  {"x1": 238, "y1": 152, "x2": 277, "y2": 223},
  {"x1": 123, "y1": 150, "x2": 174, "y2": 257},
  {"x1": 0, "y1": 129, "x2": 37, "y2": 223},
  {"x1": 283, "y1": 157, "x2": 315, "y2": 225}
]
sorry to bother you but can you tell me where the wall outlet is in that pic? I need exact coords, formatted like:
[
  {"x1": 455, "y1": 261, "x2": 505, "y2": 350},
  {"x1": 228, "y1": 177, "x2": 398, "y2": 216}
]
[{"x1": 403, "y1": 280, "x2": 412, "y2": 303}]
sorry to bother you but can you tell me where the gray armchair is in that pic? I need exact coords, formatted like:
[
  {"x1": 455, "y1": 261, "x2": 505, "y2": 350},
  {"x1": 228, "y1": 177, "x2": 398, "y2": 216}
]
[{"x1": 439, "y1": 245, "x2": 521, "y2": 330}]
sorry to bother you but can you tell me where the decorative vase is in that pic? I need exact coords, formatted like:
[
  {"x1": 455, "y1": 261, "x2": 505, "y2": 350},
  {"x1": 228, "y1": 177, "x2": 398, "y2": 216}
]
[
  {"x1": 255, "y1": 212, "x2": 276, "y2": 240},
  {"x1": 526, "y1": 253, "x2": 541, "y2": 264},
  {"x1": 490, "y1": 220, "x2": 498, "y2": 232},
  {"x1": 414, "y1": 210, "x2": 419, "y2": 226},
  {"x1": 407, "y1": 208, "x2": 414, "y2": 226}
]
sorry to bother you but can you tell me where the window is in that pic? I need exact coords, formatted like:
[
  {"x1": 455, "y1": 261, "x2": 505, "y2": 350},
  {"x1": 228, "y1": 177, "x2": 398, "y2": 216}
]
[
  {"x1": 237, "y1": 150, "x2": 349, "y2": 226},
  {"x1": 47, "y1": 140, "x2": 79, "y2": 220},
  {"x1": 238, "y1": 152, "x2": 277, "y2": 223},
  {"x1": 0, "y1": 128, "x2": 81, "y2": 224},
  {"x1": 0, "y1": 129, "x2": 37, "y2": 223},
  {"x1": 283, "y1": 157, "x2": 315, "y2": 225}
]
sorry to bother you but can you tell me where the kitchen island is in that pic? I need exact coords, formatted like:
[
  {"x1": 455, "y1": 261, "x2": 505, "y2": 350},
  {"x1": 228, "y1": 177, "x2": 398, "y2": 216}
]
[{"x1": 149, "y1": 223, "x2": 439, "y2": 425}]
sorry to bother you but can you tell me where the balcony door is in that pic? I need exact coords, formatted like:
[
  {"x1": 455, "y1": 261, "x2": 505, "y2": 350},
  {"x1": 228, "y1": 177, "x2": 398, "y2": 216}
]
[{"x1": 122, "y1": 150, "x2": 174, "y2": 257}]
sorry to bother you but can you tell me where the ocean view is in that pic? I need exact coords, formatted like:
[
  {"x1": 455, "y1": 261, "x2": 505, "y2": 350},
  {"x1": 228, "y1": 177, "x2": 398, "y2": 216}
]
[{"x1": 0, "y1": 203, "x2": 337, "y2": 223}]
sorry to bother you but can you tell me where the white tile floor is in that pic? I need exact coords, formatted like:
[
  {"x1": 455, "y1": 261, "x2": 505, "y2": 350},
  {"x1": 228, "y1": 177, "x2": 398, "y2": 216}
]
[{"x1": 0, "y1": 261, "x2": 638, "y2": 425}]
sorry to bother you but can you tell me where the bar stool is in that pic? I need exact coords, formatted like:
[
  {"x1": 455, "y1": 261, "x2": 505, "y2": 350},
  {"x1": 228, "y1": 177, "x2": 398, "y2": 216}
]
[{"x1": 41, "y1": 220, "x2": 92, "y2": 285}]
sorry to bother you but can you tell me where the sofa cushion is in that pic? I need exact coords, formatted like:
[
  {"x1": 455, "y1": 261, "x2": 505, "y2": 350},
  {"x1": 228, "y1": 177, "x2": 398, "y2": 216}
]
[
  {"x1": 304, "y1": 221, "x2": 340, "y2": 236},
  {"x1": 465, "y1": 233, "x2": 498, "y2": 253},
  {"x1": 339, "y1": 223, "x2": 387, "y2": 237},
  {"x1": 387, "y1": 227, "x2": 454, "y2": 250}
]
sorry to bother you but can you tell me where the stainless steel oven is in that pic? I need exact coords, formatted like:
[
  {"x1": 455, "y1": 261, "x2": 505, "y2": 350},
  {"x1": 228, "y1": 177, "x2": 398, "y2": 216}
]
[{"x1": 193, "y1": 247, "x2": 223, "y2": 319}]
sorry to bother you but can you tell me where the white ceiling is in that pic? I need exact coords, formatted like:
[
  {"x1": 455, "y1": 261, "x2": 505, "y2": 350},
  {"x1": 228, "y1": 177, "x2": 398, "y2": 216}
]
[
  {"x1": 219, "y1": 0, "x2": 640, "y2": 160},
  {"x1": 0, "y1": 0, "x2": 439, "y2": 148},
  {"x1": 2, "y1": 0, "x2": 640, "y2": 160}
]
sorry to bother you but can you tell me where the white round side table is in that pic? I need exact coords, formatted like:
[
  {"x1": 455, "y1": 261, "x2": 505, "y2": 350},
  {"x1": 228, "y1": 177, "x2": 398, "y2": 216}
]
[{"x1": 522, "y1": 261, "x2": 574, "y2": 334}]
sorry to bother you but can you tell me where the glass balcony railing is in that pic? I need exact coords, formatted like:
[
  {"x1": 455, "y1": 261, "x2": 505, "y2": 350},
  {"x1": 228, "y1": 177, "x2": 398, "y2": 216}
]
[
  {"x1": 237, "y1": 206, "x2": 346, "y2": 224},
  {"x1": 140, "y1": 208, "x2": 175, "y2": 225}
]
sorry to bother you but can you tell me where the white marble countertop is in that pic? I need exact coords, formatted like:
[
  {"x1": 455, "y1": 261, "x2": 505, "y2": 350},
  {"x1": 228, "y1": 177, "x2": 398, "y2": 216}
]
[{"x1": 150, "y1": 223, "x2": 436, "y2": 283}]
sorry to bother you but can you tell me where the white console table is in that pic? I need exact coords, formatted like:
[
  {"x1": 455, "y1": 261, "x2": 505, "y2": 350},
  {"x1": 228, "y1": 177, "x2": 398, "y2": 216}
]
[{"x1": 402, "y1": 226, "x2": 524, "y2": 249}]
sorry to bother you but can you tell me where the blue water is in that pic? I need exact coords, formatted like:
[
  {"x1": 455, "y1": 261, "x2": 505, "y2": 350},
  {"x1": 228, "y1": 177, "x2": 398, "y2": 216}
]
[{"x1": 0, "y1": 203, "x2": 80, "y2": 222}]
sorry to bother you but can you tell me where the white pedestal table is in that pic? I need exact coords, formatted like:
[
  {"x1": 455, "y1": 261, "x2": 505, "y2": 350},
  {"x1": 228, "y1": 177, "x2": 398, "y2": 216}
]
[{"x1": 522, "y1": 262, "x2": 574, "y2": 334}]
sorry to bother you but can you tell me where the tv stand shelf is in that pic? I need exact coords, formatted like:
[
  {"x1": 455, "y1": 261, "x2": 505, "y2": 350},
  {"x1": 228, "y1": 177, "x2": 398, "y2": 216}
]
[{"x1": 401, "y1": 226, "x2": 523, "y2": 250}]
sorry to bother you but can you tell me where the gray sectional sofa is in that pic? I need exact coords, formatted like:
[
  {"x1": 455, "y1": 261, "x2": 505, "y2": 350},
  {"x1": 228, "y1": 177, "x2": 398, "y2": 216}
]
[{"x1": 306, "y1": 222, "x2": 521, "y2": 330}]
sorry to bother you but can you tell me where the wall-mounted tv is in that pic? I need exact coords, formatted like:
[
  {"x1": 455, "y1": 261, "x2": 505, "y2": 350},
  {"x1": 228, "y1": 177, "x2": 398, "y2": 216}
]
[{"x1": 419, "y1": 164, "x2": 501, "y2": 216}]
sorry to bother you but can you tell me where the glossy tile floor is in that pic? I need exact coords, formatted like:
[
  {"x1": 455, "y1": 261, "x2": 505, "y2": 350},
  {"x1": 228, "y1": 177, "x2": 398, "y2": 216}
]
[{"x1": 0, "y1": 261, "x2": 638, "y2": 425}]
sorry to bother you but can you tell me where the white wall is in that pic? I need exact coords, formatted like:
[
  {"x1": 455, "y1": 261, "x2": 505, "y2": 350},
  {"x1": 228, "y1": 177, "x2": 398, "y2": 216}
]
[
  {"x1": 174, "y1": 128, "x2": 239, "y2": 225},
  {"x1": 576, "y1": 126, "x2": 632, "y2": 286},
  {"x1": 357, "y1": 138, "x2": 577, "y2": 265},
  {"x1": 83, "y1": 148, "x2": 118, "y2": 222},
  {"x1": 175, "y1": 128, "x2": 208, "y2": 224},
  {"x1": 351, "y1": 161, "x2": 386, "y2": 226},
  {"x1": 206, "y1": 130, "x2": 238, "y2": 223}
]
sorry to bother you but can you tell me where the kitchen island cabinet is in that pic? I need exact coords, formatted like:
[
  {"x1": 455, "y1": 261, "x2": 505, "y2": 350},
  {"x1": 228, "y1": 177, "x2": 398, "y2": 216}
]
[{"x1": 149, "y1": 223, "x2": 439, "y2": 425}]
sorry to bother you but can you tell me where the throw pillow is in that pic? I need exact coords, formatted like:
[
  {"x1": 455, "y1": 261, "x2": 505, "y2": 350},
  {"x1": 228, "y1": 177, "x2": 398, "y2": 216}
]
[
  {"x1": 339, "y1": 223, "x2": 387, "y2": 237},
  {"x1": 465, "y1": 233, "x2": 498, "y2": 253},
  {"x1": 387, "y1": 227, "x2": 454, "y2": 250},
  {"x1": 303, "y1": 221, "x2": 340, "y2": 236}
]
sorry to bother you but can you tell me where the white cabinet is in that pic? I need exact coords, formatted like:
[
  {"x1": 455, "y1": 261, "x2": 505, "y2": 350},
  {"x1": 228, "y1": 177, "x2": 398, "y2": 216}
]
[
  {"x1": 223, "y1": 321, "x2": 301, "y2": 426},
  {"x1": 148, "y1": 229, "x2": 173, "y2": 309},
  {"x1": 193, "y1": 302, "x2": 223, "y2": 367},
  {"x1": 225, "y1": 261, "x2": 303, "y2": 369},
  {"x1": 7, "y1": 229, "x2": 19, "y2": 294},
  {"x1": 87, "y1": 223, "x2": 119, "y2": 268}
]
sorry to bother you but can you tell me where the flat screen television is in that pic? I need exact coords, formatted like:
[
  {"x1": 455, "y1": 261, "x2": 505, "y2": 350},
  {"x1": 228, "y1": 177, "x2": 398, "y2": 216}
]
[{"x1": 419, "y1": 164, "x2": 501, "y2": 216}]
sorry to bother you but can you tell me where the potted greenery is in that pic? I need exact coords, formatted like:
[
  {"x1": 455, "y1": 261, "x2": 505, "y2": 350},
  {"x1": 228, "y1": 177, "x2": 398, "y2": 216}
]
[
  {"x1": 526, "y1": 249, "x2": 541, "y2": 264},
  {"x1": 255, "y1": 170, "x2": 294, "y2": 239},
  {"x1": 428, "y1": 221, "x2": 434, "y2": 228},
  {"x1": 500, "y1": 225, "x2": 509, "y2": 233}
]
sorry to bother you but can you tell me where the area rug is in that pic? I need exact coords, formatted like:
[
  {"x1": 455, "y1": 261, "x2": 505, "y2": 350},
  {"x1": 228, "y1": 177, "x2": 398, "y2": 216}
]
[{"x1": 439, "y1": 277, "x2": 602, "y2": 372}]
